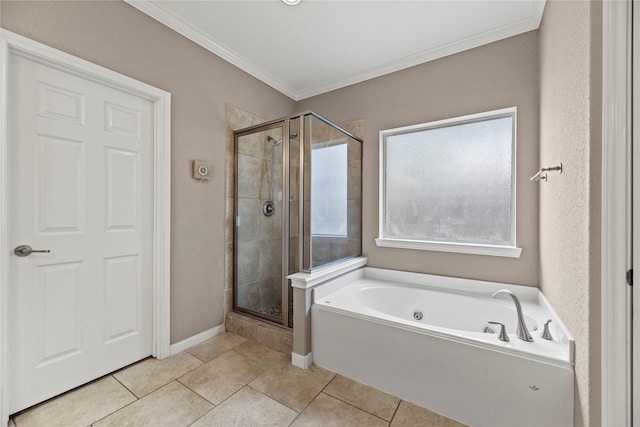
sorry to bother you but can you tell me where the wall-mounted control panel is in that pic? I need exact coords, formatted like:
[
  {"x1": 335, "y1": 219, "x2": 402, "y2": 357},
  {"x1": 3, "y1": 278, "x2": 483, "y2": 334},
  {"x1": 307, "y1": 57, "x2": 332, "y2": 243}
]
[{"x1": 192, "y1": 160, "x2": 211, "y2": 182}]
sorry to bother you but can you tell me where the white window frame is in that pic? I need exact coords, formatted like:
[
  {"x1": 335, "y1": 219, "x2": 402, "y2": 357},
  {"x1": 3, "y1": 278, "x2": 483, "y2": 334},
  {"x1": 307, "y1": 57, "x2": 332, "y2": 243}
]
[{"x1": 375, "y1": 107, "x2": 522, "y2": 258}]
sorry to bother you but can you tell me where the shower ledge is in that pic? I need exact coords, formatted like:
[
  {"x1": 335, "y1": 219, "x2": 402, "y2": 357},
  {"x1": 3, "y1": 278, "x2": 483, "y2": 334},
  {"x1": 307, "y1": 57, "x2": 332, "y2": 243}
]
[{"x1": 287, "y1": 257, "x2": 368, "y2": 290}]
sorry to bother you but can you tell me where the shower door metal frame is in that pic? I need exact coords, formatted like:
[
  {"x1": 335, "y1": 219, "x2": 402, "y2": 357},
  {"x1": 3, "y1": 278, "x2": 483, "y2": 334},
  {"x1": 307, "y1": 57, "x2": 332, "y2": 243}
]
[{"x1": 233, "y1": 120, "x2": 290, "y2": 327}]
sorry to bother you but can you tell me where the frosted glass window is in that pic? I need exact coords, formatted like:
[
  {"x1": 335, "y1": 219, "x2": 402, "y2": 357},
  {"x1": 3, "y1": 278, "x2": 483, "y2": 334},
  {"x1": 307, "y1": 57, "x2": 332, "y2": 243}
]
[
  {"x1": 380, "y1": 108, "x2": 516, "y2": 248},
  {"x1": 311, "y1": 143, "x2": 348, "y2": 236}
]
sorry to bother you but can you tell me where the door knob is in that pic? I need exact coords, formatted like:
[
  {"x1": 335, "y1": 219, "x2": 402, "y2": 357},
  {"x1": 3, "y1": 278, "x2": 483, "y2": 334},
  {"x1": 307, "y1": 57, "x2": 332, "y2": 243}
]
[{"x1": 14, "y1": 245, "x2": 51, "y2": 257}]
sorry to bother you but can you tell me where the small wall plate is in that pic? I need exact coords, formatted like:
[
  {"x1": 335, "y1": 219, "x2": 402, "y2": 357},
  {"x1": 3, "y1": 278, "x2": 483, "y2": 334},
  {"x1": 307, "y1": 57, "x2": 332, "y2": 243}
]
[{"x1": 192, "y1": 160, "x2": 210, "y2": 182}]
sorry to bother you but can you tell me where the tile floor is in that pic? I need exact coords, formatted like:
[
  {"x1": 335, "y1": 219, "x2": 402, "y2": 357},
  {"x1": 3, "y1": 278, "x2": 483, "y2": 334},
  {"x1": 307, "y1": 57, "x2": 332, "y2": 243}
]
[{"x1": 10, "y1": 333, "x2": 466, "y2": 427}]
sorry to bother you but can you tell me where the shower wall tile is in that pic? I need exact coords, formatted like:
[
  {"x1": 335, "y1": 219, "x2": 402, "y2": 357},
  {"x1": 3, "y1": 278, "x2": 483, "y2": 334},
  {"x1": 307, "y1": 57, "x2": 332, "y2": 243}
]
[
  {"x1": 225, "y1": 313, "x2": 292, "y2": 355},
  {"x1": 260, "y1": 160, "x2": 283, "y2": 201},
  {"x1": 226, "y1": 104, "x2": 264, "y2": 133},
  {"x1": 224, "y1": 288, "x2": 233, "y2": 316},
  {"x1": 237, "y1": 198, "x2": 262, "y2": 241},
  {"x1": 238, "y1": 133, "x2": 263, "y2": 158},
  {"x1": 225, "y1": 241, "x2": 233, "y2": 289},
  {"x1": 340, "y1": 119, "x2": 364, "y2": 140},
  {"x1": 289, "y1": 203, "x2": 299, "y2": 238},
  {"x1": 259, "y1": 277, "x2": 281, "y2": 312},
  {"x1": 289, "y1": 139, "x2": 300, "y2": 168},
  {"x1": 348, "y1": 160, "x2": 362, "y2": 202},
  {"x1": 289, "y1": 237, "x2": 299, "y2": 272},
  {"x1": 348, "y1": 200, "x2": 362, "y2": 239},
  {"x1": 259, "y1": 239, "x2": 282, "y2": 281},
  {"x1": 236, "y1": 241, "x2": 260, "y2": 286},
  {"x1": 237, "y1": 282, "x2": 260, "y2": 312},
  {"x1": 237, "y1": 154, "x2": 263, "y2": 199},
  {"x1": 260, "y1": 203, "x2": 282, "y2": 240},
  {"x1": 225, "y1": 196, "x2": 234, "y2": 241}
]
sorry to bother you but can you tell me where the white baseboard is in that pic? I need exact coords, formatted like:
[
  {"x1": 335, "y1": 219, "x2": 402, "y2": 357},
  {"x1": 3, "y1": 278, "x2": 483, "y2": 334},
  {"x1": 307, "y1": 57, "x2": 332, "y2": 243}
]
[
  {"x1": 170, "y1": 324, "x2": 225, "y2": 355},
  {"x1": 291, "y1": 351, "x2": 313, "y2": 369}
]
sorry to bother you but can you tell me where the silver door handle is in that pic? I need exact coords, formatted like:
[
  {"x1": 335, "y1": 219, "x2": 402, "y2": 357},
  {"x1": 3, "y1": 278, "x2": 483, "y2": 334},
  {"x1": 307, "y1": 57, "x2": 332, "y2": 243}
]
[{"x1": 14, "y1": 245, "x2": 51, "y2": 257}]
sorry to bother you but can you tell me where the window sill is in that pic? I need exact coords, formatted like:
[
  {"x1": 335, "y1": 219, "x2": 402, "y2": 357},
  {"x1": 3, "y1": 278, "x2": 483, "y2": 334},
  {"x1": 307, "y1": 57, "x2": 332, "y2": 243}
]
[{"x1": 374, "y1": 238, "x2": 522, "y2": 258}]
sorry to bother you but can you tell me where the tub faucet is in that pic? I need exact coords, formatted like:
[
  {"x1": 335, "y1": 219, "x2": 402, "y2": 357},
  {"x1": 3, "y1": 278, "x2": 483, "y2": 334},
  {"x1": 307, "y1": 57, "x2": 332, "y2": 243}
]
[{"x1": 492, "y1": 289, "x2": 533, "y2": 342}]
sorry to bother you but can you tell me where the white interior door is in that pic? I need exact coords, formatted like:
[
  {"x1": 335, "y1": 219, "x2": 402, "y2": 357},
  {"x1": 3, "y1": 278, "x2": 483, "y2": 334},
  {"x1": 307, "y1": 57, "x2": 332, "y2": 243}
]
[{"x1": 7, "y1": 52, "x2": 153, "y2": 414}]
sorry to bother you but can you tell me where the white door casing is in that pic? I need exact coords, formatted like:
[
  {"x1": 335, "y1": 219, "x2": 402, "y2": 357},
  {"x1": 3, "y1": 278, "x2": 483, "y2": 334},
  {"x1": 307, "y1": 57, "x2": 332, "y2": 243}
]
[
  {"x1": 0, "y1": 29, "x2": 171, "y2": 425},
  {"x1": 602, "y1": 1, "x2": 633, "y2": 426}
]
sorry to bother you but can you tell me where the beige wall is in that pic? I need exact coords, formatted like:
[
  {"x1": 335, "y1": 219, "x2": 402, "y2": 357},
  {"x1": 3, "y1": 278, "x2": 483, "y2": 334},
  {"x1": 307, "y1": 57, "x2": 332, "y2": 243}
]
[
  {"x1": 538, "y1": 0, "x2": 602, "y2": 425},
  {"x1": 299, "y1": 31, "x2": 540, "y2": 287},
  {"x1": 0, "y1": 1, "x2": 296, "y2": 343}
]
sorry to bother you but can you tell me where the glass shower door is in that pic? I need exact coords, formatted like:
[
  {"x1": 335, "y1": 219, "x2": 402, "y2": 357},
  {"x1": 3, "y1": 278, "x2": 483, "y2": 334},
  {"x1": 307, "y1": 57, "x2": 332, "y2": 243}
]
[{"x1": 234, "y1": 125, "x2": 284, "y2": 322}]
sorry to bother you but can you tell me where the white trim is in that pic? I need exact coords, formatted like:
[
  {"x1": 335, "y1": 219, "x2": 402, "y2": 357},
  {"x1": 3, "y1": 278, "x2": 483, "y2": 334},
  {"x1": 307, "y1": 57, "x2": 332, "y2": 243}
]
[
  {"x1": 170, "y1": 324, "x2": 225, "y2": 356},
  {"x1": 0, "y1": 29, "x2": 171, "y2": 426},
  {"x1": 291, "y1": 352, "x2": 313, "y2": 369},
  {"x1": 124, "y1": 1, "x2": 544, "y2": 101},
  {"x1": 287, "y1": 256, "x2": 368, "y2": 290},
  {"x1": 601, "y1": 1, "x2": 632, "y2": 426},
  {"x1": 374, "y1": 238, "x2": 522, "y2": 258}
]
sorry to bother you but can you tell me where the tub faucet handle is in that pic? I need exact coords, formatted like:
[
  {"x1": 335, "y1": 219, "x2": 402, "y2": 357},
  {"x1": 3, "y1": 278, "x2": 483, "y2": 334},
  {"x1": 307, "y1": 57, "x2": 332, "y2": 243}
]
[
  {"x1": 488, "y1": 321, "x2": 509, "y2": 342},
  {"x1": 541, "y1": 319, "x2": 553, "y2": 340}
]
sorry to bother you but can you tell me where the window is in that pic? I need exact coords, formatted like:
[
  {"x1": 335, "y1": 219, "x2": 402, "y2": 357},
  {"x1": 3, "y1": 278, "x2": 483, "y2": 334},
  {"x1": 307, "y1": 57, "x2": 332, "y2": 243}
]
[
  {"x1": 376, "y1": 107, "x2": 521, "y2": 257},
  {"x1": 311, "y1": 142, "x2": 348, "y2": 237}
]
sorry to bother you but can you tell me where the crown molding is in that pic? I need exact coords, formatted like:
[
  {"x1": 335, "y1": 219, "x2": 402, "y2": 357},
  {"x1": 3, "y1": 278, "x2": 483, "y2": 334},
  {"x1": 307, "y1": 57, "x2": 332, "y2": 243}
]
[
  {"x1": 125, "y1": 0, "x2": 301, "y2": 99},
  {"x1": 125, "y1": 0, "x2": 545, "y2": 101}
]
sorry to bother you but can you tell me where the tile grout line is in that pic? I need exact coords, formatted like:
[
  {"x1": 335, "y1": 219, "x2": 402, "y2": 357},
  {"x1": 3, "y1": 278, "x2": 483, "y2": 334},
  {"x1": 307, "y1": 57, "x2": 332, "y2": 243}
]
[
  {"x1": 388, "y1": 398, "x2": 402, "y2": 425},
  {"x1": 318, "y1": 391, "x2": 392, "y2": 425},
  {"x1": 88, "y1": 375, "x2": 142, "y2": 426},
  {"x1": 319, "y1": 374, "x2": 399, "y2": 424}
]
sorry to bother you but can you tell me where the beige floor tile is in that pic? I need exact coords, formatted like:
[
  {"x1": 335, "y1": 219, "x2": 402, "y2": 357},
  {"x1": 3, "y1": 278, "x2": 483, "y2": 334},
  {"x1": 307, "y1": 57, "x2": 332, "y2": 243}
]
[
  {"x1": 291, "y1": 393, "x2": 388, "y2": 427},
  {"x1": 13, "y1": 376, "x2": 135, "y2": 427},
  {"x1": 232, "y1": 339, "x2": 288, "y2": 365},
  {"x1": 185, "y1": 332, "x2": 247, "y2": 363},
  {"x1": 113, "y1": 352, "x2": 203, "y2": 398},
  {"x1": 179, "y1": 351, "x2": 267, "y2": 404},
  {"x1": 93, "y1": 381, "x2": 213, "y2": 427},
  {"x1": 8, "y1": 418, "x2": 16, "y2": 427},
  {"x1": 249, "y1": 361, "x2": 335, "y2": 412},
  {"x1": 191, "y1": 386, "x2": 298, "y2": 427},
  {"x1": 323, "y1": 375, "x2": 400, "y2": 421},
  {"x1": 389, "y1": 401, "x2": 467, "y2": 427}
]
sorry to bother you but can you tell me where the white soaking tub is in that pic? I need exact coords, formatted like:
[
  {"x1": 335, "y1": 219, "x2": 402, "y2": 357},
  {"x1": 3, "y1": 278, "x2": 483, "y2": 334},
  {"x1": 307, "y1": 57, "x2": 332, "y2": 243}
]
[{"x1": 311, "y1": 267, "x2": 574, "y2": 427}]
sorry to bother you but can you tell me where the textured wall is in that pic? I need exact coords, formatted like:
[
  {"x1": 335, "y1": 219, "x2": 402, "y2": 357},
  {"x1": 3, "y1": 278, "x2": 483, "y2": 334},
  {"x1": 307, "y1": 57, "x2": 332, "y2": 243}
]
[
  {"x1": 299, "y1": 31, "x2": 540, "y2": 287},
  {"x1": 538, "y1": 0, "x2": 602, "y2": 425},
  {"x1": 0, "y1": 1, "x2": 296, "y2": 343}
]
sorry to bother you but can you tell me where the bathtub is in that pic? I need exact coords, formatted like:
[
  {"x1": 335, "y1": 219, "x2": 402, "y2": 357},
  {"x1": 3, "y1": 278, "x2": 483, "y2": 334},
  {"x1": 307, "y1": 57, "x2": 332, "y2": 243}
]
[{"x1": 311, "y1": 267, "x2": 574, "y2": 427}]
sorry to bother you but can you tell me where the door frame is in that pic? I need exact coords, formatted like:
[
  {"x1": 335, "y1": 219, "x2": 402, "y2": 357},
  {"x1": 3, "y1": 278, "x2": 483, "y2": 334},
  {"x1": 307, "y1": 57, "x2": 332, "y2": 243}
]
[
  {"x1": 602, "y1": 1, "x2": 633, "y2": 426},
  {"x1": 0, "y1": 29, "x2": 172, "y2": 426}
]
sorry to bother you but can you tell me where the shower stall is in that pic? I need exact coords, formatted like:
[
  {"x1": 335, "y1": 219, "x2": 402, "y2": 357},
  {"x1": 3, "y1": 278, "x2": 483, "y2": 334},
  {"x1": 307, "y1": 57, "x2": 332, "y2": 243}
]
[{"x1": 234, "y1": 112, "x2": 362, "y2": 327}]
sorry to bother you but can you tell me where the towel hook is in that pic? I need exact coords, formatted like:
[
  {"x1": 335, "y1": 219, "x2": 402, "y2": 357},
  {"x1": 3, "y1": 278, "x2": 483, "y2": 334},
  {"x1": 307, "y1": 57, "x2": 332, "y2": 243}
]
[{"x1": 530, "y1": 163, "x2": 563, "y2": 182}]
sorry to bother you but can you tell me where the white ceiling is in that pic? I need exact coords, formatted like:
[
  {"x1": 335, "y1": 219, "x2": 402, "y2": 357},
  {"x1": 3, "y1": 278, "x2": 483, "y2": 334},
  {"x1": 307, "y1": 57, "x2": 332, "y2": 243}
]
[{"x1": 126, "y1": 0, "x2": 546, "y2": 101}]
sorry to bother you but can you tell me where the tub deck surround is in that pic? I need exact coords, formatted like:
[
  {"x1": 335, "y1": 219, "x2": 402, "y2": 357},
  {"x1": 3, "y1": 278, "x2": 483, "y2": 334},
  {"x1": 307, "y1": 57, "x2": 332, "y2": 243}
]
[
  {"x1": 311, "y1": 267, "x2": 575, "y2": 427},
  {"x1": 287, "y1": 257, "x2": 368, "y2": 368}
]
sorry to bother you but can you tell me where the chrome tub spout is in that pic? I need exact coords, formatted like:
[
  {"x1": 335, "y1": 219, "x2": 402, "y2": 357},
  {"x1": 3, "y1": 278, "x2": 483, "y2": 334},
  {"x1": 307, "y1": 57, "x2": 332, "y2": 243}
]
[{"x1": 492, "y1": 289, "x2": 533, "y2": 342}]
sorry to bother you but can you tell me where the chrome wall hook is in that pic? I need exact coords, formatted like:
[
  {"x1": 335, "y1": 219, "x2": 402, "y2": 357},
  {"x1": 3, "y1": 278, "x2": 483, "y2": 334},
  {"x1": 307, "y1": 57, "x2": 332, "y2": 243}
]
[{"x1": 530, "y1": 163, "x2": 563, "y2": 182}]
